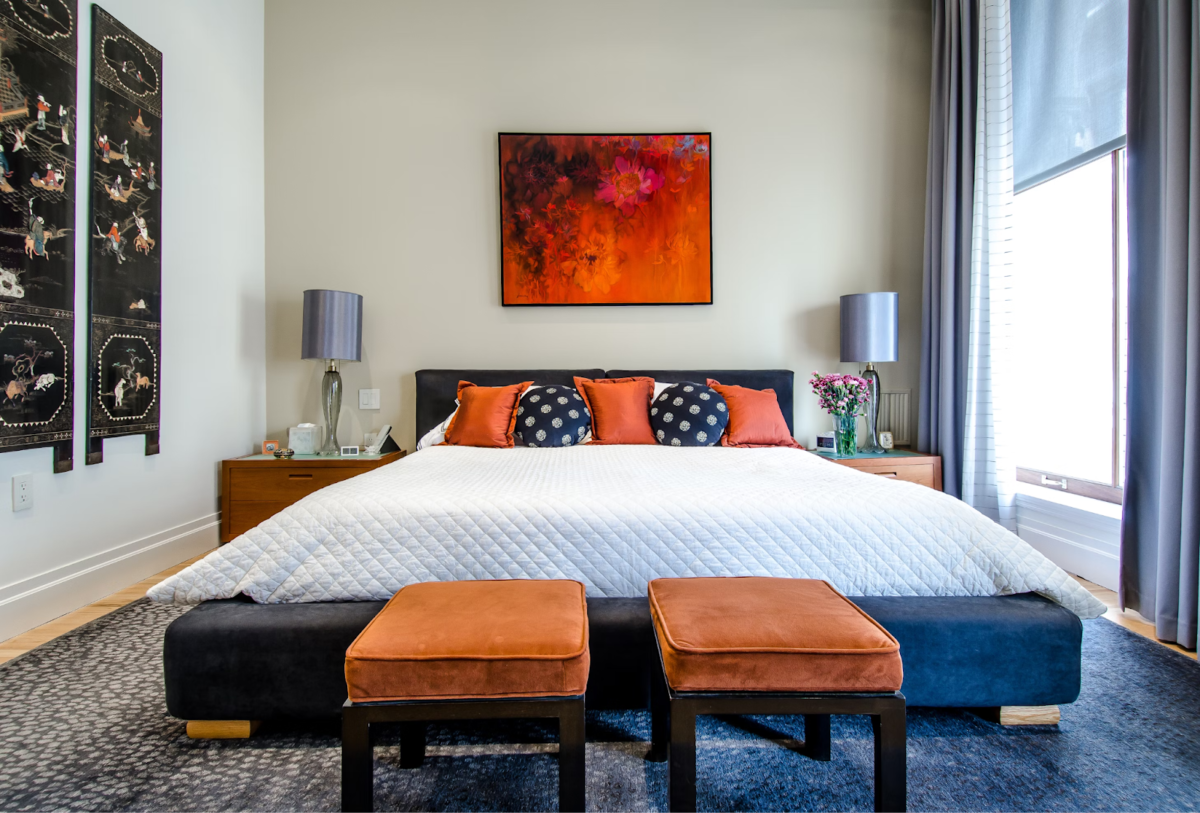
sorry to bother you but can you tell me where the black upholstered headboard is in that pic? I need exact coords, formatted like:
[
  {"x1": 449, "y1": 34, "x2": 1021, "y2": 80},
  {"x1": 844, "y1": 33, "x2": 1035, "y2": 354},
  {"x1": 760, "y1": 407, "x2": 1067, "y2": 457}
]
[
  {"x1": 414, "y1": 369, "x2": 795, "y2": 439},
  {"x1": 415, "y1": 370, "x2": 605, "y2": 440},
  {"x1": 606, "y1": 370, "x2": 794, "y2": 434}
]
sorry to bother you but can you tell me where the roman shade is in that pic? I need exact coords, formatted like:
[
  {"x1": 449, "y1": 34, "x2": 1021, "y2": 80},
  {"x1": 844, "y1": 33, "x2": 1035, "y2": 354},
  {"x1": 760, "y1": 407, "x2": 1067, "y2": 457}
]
[{"x1": 1012, "y1": 0, "x2": 1128, "y2": 191}]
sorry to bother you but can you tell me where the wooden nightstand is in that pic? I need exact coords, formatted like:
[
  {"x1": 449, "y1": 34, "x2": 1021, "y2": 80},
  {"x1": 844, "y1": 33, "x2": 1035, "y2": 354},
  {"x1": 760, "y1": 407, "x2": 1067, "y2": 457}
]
[
  {"x1": 809, "y1": 449, "x2": 943, "y2": 491},
  {"x1": 220, "y1": 451, "x2": 405, "y2": 544}
]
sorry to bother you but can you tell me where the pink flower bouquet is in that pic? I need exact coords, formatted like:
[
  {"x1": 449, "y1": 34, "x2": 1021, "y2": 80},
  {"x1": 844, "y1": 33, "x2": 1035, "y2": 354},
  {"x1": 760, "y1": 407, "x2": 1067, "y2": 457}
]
[{"x1": 809, "y1": 371, "x2": 872, "y2": 417}]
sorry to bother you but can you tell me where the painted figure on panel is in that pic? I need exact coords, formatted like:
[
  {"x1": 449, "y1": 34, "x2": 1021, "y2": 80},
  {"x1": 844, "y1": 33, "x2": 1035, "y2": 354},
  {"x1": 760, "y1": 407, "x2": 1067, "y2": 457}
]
[
  {"x1": 128, "y1": 109, "x2": 150, "y2": 137},
  {"x1": 99, "y1": 339, "x2": 155, "y2": 418},
  {"x1": 0, "y1": 324, "x2": 66, "y2": 424},
  {"x1": 3, "y1": 337, "x2": 52, "y2": 404},
  {"x1": 30, "y1": 161, "x2": 64, "y2": 190},
  {"x1": 499, "y1": 134, "x2": 712, "y2": 305}
]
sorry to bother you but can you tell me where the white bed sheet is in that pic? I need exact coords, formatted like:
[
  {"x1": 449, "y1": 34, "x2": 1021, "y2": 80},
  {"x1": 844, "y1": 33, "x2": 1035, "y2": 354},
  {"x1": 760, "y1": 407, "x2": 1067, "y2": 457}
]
[{"x1": 149, "y1": 445, "x2": 1106, "y2": 618}]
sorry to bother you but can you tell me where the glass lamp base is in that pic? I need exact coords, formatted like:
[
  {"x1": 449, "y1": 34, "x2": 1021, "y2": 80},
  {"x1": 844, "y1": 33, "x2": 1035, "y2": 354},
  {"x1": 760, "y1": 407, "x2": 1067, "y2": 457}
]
[{"x1": 320, "y1": 363, "x2": 342, "y2": 454}]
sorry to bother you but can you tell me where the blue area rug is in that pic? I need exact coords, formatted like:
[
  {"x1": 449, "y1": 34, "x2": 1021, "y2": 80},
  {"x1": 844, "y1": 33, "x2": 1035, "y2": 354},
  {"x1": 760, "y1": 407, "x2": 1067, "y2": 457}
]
[{"x1": 0, "y1": 600, "x2": 1197, "y2": 811}]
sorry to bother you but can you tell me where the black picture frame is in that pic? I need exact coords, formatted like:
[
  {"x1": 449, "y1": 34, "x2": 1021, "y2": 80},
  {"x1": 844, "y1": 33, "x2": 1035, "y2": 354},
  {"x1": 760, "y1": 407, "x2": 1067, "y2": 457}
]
[
  {"x1": 498, "y1": 132, "x2": 713, "y2": 307},
  {"x1": 85, "y1": 5, "x2": 161, "y2": 464}
]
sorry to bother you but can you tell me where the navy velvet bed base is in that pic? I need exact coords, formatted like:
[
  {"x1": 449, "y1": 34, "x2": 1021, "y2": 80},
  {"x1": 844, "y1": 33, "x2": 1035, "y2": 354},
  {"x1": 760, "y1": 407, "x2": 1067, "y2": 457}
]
[
  {"x1": 163, "y1": 593, "x2": 1081, "y2": 721},
  {"x1": 164, "y1": 368, "x2": 1082, "y2": 723}
]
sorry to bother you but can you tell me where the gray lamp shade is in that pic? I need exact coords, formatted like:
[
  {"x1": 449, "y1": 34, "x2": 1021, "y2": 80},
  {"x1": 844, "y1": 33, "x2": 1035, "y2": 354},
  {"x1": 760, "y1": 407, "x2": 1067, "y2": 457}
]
[
  {"x1": 301, "y1": 289, "x2": 362, "y2": 361},
  {"x1": 840, "y1": 292, "x2": 899, "y2": 363}
]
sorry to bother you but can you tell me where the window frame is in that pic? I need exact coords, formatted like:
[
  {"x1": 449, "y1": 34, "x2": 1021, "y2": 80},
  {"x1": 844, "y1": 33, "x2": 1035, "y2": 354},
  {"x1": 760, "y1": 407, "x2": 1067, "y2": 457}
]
[{"x1": 1014, "y1": 148, "x2": 1126, "y2": 506}]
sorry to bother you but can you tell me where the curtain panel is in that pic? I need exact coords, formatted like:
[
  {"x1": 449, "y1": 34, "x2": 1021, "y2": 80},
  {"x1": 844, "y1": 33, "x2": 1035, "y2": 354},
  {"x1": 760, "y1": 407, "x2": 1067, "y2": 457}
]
[
  {"x1": 1122, "y1": 0, "x2": 1200, "y2": 649},
  {"x1": 920, "y1": 0, "x2": 1018, "y2": 529},
  {"x1": 919, "y1": 0, "x2": 977, "y2": 500}
]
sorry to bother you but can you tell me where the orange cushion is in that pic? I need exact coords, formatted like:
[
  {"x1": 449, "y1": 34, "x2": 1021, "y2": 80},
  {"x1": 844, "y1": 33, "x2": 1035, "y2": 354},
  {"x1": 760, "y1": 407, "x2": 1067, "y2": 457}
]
[
  {"x1": 707, "y1": 379, "x2": 801, "y2": 448},
  {"x1": 573, "y1": 376, "x2": 656, "y2": 445},
  {"x1": 443, "y1": 380, "x2": 532, "y2": 448},
  {"x1": 648, "y1": 577, "x2": 902, "y2": 693},
  {"x1": 345, "y1": 580, "x2": 590, "y2": 702}
]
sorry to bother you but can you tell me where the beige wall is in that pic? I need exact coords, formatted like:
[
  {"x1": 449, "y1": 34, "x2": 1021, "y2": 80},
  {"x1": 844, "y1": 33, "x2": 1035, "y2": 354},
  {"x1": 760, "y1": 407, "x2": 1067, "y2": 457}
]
[{"x1": 264, "y1": 0, "x2": 931, "y2": 451}]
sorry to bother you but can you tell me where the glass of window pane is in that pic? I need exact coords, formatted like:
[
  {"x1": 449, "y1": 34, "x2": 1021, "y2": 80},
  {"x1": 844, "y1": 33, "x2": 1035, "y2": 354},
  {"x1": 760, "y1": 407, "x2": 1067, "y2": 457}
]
[{"x1": 1013, "y1": 156, "x2": 1116, "y2": 484}]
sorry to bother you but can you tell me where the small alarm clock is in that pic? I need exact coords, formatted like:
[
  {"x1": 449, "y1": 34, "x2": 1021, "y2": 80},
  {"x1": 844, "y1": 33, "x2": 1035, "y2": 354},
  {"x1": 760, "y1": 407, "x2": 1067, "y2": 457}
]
[
  {"x1": 815, "y1": 432, "x2": 837, "y2": 452},
  {"x1": 879, "y1": 431, "x2": 895, "y2": 450},
  {"x1": 340, "y1": 445, "x2": 360, "y2": 457}
]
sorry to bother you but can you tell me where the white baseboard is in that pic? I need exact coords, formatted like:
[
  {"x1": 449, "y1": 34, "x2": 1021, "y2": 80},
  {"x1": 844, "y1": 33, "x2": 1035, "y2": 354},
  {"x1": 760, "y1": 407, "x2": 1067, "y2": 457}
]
[
  {"x1": 1016, "y1": 489, "x2": 1120, "y2": 591},
  {"x1": 0, "y1": 514, "x2": 218, "y2": 642}
]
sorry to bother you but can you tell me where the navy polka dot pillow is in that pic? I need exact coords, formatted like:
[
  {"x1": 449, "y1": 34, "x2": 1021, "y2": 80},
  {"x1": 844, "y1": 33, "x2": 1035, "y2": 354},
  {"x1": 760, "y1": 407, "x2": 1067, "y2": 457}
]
[
  {"x1": 650, "y1": 382, "x2": 728, "y2": 446},
  {"x1": 515, "y1": 386, "x2": 591, "y2": 447}
]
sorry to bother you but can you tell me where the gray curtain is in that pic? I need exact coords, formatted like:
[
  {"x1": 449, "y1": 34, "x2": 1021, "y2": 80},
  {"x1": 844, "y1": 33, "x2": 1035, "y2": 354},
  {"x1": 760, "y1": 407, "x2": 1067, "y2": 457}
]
[
  {"x1": 918, "y1": 0, "x2": 977, "y2": 499},
  {"x1": 1122, "y1": 0, "x2": 1200, "y2": 650}
]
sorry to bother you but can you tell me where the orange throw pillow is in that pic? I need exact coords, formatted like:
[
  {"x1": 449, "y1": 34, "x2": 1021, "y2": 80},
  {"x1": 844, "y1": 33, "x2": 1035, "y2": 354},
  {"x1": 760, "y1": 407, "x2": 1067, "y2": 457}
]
[
  {"x1": 573, "y1": 377, "x2": 657, "y2": 445},
  {"x1": 707, "y1": 379, "x2": 802, "y2": 448},
  {"x1": 443, "y1": 380, "x2": 532, "y2": 448}
]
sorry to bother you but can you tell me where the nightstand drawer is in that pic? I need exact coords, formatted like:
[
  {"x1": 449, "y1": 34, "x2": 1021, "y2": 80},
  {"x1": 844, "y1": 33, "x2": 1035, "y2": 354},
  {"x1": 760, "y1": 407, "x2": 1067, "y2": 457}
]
[
  {"x1": 229, "y1": 467, "x2": 362, "y2": 501},
  {"x1": 810, "y1": 451, "x2": 943, "y2": 492},
  {"x1": 859, "y1": 464, "x2": 935, "y2": 489},
  {"x1": 220, "y1": 451, "x2": 405, "y2": 544}
]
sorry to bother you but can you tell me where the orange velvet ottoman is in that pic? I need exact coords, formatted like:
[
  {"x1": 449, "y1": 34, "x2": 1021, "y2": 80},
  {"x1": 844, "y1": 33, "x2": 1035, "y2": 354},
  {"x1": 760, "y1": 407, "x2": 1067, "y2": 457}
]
[
  {"x1": 647, "y1": 577, "x2": 907, "y2": 813},
  {"x1": 341, "y1": 579, "x2": 588, "y2": 813}
]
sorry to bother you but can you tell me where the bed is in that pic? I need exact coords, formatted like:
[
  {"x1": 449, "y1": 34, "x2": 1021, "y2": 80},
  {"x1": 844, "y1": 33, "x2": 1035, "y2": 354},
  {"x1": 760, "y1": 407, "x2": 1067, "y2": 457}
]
[{"x1": 157, "y1": 369, "x2": 1104, "y2": 724}]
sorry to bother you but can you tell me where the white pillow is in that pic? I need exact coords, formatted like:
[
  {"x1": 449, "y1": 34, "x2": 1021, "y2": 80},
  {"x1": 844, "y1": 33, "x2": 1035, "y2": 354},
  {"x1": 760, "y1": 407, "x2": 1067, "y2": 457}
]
[
  {"x1": 416, "y1": 406, "x2": 456, "y2": 450},
  {"x1": 653, "y1": 381, "x2": 676, "y2": 399}
]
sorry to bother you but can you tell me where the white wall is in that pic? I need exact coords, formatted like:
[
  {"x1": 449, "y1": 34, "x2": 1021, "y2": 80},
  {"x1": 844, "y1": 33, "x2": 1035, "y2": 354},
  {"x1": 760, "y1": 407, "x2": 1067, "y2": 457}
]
[
  {"x1": 0, "y1": 0, "x2": 266, "y2": 640},
  {"x1": 1016, "y1": 486, "x2": 1121, "y2": 590},
  {"x1": 263, "y1": 0, "x2": 931, "y2": 451}
]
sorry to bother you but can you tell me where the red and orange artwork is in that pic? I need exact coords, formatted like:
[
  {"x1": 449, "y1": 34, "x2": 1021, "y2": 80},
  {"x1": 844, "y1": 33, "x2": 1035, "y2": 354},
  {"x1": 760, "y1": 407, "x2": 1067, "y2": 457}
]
[{"x1": 499, "y1": 133, "x2": 712, "y2": 306}]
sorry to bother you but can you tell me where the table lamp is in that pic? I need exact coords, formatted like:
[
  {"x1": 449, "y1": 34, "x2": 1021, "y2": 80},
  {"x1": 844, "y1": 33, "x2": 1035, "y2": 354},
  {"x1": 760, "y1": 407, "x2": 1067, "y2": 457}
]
[
  {"x1": 301, "y1": 289, "x2": 362, "y2": 455},
  {"x1": 840, "y1": 292, "x2": 899, "y2": 455}
]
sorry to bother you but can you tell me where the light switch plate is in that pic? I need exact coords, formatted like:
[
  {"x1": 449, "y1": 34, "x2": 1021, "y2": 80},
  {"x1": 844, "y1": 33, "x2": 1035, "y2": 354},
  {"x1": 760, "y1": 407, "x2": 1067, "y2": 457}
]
[
  {"x1": 12, "y1": 472, "x2": 32, "y2": 512},
  {"x1": 359, "y1": 389, "x2": 380, "y2": 410}
]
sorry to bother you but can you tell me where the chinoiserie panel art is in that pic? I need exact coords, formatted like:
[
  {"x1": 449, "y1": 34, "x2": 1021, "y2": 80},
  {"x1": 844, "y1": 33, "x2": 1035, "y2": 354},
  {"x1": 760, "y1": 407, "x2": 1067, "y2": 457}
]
[
  {"x1": 86, "y1": 5, "x2": 160, "y2": 464},
  {"x1": 499, "y1": 133, "x2": 712, "y2": 306},
  {"x1": 0, "y1": 0, "x2": 77, "y2": 473}
]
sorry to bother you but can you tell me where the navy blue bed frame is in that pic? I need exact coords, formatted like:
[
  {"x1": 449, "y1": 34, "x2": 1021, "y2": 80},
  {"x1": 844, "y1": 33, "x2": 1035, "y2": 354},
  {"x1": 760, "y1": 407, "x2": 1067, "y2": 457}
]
[{"x1": 163, "y1": 369, "x2": 1082, "y2": 723}]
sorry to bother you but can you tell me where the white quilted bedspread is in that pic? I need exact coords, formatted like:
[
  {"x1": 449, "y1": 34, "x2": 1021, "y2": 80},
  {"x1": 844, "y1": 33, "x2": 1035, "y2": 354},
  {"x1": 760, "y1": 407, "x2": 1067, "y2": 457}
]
[{"x1": 149, "y1": 446, "x2": 1105, "y2": 618}]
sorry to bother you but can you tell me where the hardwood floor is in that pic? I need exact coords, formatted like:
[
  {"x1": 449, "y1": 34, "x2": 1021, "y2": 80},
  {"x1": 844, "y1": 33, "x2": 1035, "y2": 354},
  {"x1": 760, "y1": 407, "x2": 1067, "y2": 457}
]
[
  {"x1": 0, "y1": 552, "x2": 213, "y2": 666},
  {"x1": 1, "y1": 556, "x2": 1194, "y2": 668},
  {"x1": 1074, "y1": 576, "x2": 1197, "y2": 660}
]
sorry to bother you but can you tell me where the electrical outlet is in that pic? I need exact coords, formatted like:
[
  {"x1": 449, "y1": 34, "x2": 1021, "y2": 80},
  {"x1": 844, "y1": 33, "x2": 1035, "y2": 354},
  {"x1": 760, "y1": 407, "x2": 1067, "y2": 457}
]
[
  {"x1": 12, "y1": 472, "x2": 32, "y2": 512},
  {"x1": 359, "y1": 389, "x2": 381, "y2": 410}
]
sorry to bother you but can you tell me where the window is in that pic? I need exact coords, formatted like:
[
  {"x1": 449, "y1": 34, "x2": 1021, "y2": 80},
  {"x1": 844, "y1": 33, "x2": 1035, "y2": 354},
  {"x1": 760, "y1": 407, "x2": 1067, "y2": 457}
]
[
  {"x1": 1010, "y1": 0, "x2": 1128, "y2": 504},
  {"x1": 1012, "y1": 151, "x2": 1126, "y2": 503}
]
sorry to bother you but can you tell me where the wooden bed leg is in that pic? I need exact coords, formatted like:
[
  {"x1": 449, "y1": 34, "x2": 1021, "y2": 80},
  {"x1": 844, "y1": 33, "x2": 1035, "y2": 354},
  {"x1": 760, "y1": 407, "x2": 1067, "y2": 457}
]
[
  {"x1": 969, "y1": 706, "x2": 1060, "y2": 726},
  {"x1": 186, "y1": 720, "x2": 261, "y2": 739}
]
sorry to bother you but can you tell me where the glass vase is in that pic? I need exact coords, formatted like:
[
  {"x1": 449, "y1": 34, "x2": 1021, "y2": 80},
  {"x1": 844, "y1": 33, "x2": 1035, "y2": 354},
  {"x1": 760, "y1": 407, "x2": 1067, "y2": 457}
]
[{"x1": 833, "y1": 413, "x2": 857, "y2": 458}]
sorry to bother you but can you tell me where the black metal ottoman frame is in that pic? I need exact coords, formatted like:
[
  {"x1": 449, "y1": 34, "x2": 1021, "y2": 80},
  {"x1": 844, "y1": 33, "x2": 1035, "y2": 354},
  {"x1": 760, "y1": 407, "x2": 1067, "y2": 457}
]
[
  {"x1": 648, "y1": 644, "x2": 907, "y2": 812},
  {"x1": 341, "y1": 694, "x2": 586, "y2": 812}
]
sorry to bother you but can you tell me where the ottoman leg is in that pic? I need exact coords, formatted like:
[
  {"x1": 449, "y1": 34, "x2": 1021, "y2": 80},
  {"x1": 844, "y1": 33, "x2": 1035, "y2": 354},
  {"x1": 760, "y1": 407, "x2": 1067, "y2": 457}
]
[
  {"x1": 871, "y1": 701, "x2": 907, "y2": 813},
  {"x1": 558, "y1": 699, "x2": 586, "y2": 813},
  {"x1": 668, "y1": 700, "x2": 697, "y2": 813},
  {"x1": 647, "y1": 656, "x2": 669, "y2": 762},
  {"x1": 399, "y1": 721, "x2": 426, "y2": 768},
  {"x1": 802, "y1": 714, "x2": 831, "y2": 761},
  {"x1": 342, "y1": 704, "x2": 374, "y2": 813}
]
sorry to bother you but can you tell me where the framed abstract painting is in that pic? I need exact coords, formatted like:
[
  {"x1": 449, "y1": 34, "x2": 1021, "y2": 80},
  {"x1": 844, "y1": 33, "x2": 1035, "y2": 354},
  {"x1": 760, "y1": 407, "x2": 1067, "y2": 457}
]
[{"x1": 499, "y1": 133, "x2": 712, "y2": 306}]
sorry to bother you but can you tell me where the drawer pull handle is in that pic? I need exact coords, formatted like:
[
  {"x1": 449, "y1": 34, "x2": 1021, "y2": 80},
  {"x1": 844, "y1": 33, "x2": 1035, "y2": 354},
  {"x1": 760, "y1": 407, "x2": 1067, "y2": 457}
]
[{"x1": 288, "y1": 474, "x2": 313, "y2": 479}]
